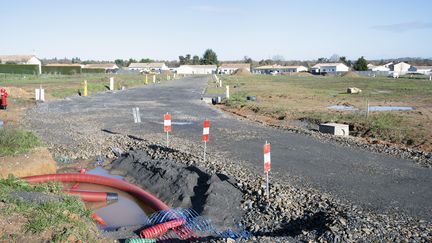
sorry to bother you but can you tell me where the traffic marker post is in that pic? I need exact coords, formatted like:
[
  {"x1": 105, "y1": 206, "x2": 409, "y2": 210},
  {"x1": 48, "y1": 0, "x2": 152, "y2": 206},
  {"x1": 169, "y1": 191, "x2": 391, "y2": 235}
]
[
  {"x1": 145, "y1": 75, "x2": 148, "y2": 84},
  {"x1": 83, "y1": 80, "x2": 88, "y2": 96},
  {"x1": 226, "y1": 85, "x2": 230, "y2": 99},
  {"x1": 202, "y1": 119, "x2": 210, "y2": 162},
  {"x1": 35, "y1": 85, "x2": 45, "y2": 102},
  {"x1": 263, "y1": 141, "x2": 271, "y2": 199},
  {"x1": 132, "y1": 107, "x2": 141, "y2": 123},
  {"x1": 153, "y1": 75, "x2": 156, "y2": 83},
  {"x1": 164, "y1": 113, "x2": 171, "y2": 147},
  {"x1": 109, "y1": 77, "x2": 114, "y2": 91}
]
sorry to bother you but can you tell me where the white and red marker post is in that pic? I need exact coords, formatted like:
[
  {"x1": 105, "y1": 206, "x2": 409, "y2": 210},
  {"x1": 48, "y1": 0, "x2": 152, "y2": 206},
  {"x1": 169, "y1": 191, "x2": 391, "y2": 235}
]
[
  {"x1": 164, "y1": 113, "x2": 171, "y2": 147},
  {"x1": 202, "y1": 119, "x2": 210, "y2": 162},
  {"x1": 264, "y1": 141, "x2": 271, "y2": 199}
]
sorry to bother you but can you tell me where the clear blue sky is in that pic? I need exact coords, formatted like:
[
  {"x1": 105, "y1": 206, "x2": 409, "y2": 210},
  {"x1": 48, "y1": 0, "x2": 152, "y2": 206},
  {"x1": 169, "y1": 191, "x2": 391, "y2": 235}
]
[{"x1": 1, "y1": 0, "x2": 431, "y2": 61}]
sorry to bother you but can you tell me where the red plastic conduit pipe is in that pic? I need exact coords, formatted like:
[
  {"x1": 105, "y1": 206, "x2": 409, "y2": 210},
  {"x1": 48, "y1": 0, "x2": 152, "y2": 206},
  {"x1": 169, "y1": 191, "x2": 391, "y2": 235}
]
[
  {"x1": 140, "y1": 219, "x2": 186, "y2": 238},
  {"x1": 65, "y1": 190, "x2": 118, "y2": 202},
  {"x1": 23, "y1": 173, "x2": 169, "y2": 211}
]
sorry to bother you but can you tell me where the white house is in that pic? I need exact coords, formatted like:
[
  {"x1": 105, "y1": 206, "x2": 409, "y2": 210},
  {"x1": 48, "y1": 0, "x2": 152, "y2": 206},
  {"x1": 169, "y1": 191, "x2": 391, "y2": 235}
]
[
  {"x1": 218, "y1": 63, "x2": 251, "y2": 74},
  {"x1": 311, "y1": 63, "x2": 349, "y2": 74},
  {"x1": 128, "y1": 62, "x2": 168, "y2": 73},
  {"x1": 83, "y1": 63, "x2": 119, "y2": 73},
  {"x1": 367, "y1": 64, "x2": 390, "y2": 72},
  {"x1": 389, "y1": 62, "x2": 411, "y2": 75},
  {"x1": 253, "y1": 65, "x2": 308, "y2": 74},
  {"x1": 176, "y1": 65, "x2": 217, "y2": 75},
  {"x1": 408, "y1": 66, "x2": 432, "y2": 75},
  {"x1": 0, "y1": 55, "x2": 42, "y2": 74}
]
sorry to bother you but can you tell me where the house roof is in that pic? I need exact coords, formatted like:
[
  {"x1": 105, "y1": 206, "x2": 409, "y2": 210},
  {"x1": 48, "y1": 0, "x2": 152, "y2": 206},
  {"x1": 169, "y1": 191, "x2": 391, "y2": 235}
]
[
  {"x1": 312, "y1": 63, "x2": 347, "y2": 68},
  {"x1": 0, "y1": 55, "x2": 36, "y2": 63},
  {"x1": 45, "y1": 63, "x2": 82, "y2": 67},
  {"x1": 84, "y1": 63, "x2": 118, "y2": 69},
  {"x1": 179, "y1": 65, "x2": 217, "y2": 69},
  {"x1": 219, "y1": 63, "x2": 250, "y2": 69},
  {"x1": 255, "y1": 65, "x2": 306, "y2": 70},
  {"x1": 128, "y1": 62, "x2": 166, "y2": 68}
]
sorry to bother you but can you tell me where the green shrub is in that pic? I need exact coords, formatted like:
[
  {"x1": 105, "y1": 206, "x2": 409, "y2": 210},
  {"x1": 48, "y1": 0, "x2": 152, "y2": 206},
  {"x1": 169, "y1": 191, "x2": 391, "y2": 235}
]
[
  {"x1": 0, "y1": 64, "x2": 39, "y2": 75},
  {"x1": 42, "y1": 66, "x2": 81, "y2": 75},
  {"x1": 0, "y1": 129, "x2": 41, "y2": 156},
  {"x1": 82, "y1": 68, "x2": 105, "y2": 73}
]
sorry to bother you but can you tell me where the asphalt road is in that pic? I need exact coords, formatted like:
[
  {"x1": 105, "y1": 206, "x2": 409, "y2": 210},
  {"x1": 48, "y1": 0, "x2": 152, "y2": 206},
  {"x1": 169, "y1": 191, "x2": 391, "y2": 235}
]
[{"x1": 34, "y1": 76, "x2": 432, "y2": 221}]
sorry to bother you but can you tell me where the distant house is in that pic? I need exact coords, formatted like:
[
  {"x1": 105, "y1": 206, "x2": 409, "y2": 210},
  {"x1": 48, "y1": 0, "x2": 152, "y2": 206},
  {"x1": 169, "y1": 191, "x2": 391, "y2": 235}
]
[
  {"x1": 389, "y1": 62, "x2": 411, "y2": 75},
  {"x1": 383, "y1": 62, "x2": 394, "y2": 68},
  {"x1": 253, "y1": 65, "x2": 308, "y2": 74},
  {"x1": 311, "y1": 63, "x2": 349, "y2": 74},
  {"x1": 176, "y1": 65, "x2": 217, "y2": 75},
  {"x1": 0, "y1": 55, "x2": 42, "y2": 74},
  {"x1": 83, "y1": 63, "x2": 119, "y2": 73},
  {"x1": 367, "y1": 64, "x2": 390, "y2": 72},
  {"x1": 128, "y1": 62, "x2": 168, "y2": 73},
  {"x1": 218, "y1": 63, "x2": 251, "y2": 74},
  {"x1": 408, "y1": 66, "x2": 432, "y2": 75}
]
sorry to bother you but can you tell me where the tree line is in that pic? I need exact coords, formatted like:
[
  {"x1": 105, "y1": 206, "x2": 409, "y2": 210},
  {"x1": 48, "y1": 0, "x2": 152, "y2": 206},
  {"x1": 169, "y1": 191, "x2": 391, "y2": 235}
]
[{"x1": 38, "y1": 50, "x2": 432, "y2": 70}]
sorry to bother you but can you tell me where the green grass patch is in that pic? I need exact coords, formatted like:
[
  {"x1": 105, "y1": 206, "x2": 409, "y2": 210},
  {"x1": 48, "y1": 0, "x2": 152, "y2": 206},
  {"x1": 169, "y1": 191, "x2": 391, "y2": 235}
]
[
  {"x1": 0, "y1": 129, "x2": 41, "y2": 156},
  {"x1": 0, "y1": 176, "x2": 98, "y2": 242}
]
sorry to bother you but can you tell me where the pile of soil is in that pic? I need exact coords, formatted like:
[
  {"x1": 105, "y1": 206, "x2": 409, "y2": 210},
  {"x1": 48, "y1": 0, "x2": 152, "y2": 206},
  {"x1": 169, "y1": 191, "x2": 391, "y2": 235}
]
[
  {"x1": 110, "y1": 149, "x2": 244, "y2": 231},
  {"x1": 342, "y1": 71, "x2": 361, "y2": 78},
  {"x1": 232, "y1": 68, "x2": 251, "y2": 76},
  {"x1": 0, "y1": 147, "x2": 57, "y2": 178}
]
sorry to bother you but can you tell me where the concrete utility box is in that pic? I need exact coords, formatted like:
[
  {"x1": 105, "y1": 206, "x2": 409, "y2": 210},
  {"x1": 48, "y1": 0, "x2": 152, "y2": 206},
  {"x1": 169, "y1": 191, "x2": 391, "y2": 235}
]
[{"x1": 319, "y1": 123, "x2": 349, "y2": 136}]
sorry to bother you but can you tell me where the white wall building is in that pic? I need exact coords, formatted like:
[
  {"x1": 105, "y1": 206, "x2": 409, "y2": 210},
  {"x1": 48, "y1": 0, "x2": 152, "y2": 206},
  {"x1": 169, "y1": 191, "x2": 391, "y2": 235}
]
[
  {"x1": 128, "y1": 62, "x2": 168, "y2": 73},
  {"x1": 311, "y1": 63, "x2": 349, "y2": 74},
  {"x1": 253, "y1": 65, "x2": 308, "y2": 74},
  {"x1": 84, "y1": 63, "x2": 119, "y2": 72},
  {"x1": 389, "y1": 62, "x2": 411, "y2": 75},
  {"x1": 408, "y1": 66, "x2": 432, "y2": 75},
  {"x1": 218, "y1": 63, "x2": 251, "y2": 74},
  {"x1": 176, "y1": 65, "x2": 217, "y2": 75},
  {"x1": 0, "y1": 55, "x2": 42, "y2": 74},
  {"x1": 367, "y1": 64, "x2": 390, "y2": 72}
]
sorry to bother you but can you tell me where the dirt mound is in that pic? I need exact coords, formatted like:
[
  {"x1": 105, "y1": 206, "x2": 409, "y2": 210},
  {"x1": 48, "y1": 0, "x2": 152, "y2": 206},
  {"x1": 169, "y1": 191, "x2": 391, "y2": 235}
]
[
  {"x1": 232, "y1": 68, "x2": 251, "y2": 76},
  {"x1": 111, "y1": 149, "x2": 244, "y2": 231},
  {"x1": 0, "y1": 147, "x2": 57, "y2": 178},
  {"x1": 342, "y1": 71, "x2": 361, "y2": 78}
]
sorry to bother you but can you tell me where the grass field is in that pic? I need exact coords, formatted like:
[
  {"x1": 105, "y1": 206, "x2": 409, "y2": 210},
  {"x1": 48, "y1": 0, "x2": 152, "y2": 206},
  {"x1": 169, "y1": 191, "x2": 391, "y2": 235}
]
[
  {"x1": 208, "y1": 74, "x2": 432, "y2": 151},
  {"x1": 0, "y1": 176, "x2": 99, "y2": 242},
  {"x1": 0, "y1": 73, "x2": 165, "y2": 99}
]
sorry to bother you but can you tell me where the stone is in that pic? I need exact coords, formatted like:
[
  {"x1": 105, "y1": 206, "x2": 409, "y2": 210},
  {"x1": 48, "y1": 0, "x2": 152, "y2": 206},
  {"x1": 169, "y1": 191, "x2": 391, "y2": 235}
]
[
  {"x1": 319, "y1": 123, "x2": 350, "y2": 136},
  {"x1": 347, "y1": 87, "x2": 362, "y2": 94}
]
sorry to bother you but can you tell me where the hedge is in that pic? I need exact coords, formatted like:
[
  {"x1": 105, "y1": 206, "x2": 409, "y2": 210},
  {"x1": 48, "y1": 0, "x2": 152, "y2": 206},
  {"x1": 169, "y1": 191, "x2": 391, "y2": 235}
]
[
  {"x1": 42, "y1": 66, "x2": 81, "y2": 75},
  {"x1": 82, "y1": 68, "x2": 105, "y2": 73},
  {"x1": 0, "y1": 64, "x2": 39, "y2": 74}
]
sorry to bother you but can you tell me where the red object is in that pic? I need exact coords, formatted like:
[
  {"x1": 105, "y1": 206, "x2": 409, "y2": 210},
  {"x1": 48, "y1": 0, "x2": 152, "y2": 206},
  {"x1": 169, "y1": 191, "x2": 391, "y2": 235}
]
[
  {"x1": 91, "y1": 213, "x2": 107, "y2": 225},
  {"x1": 164, "y1": 113, "x2": 171, "y2": 132},
  {"x1": 264, "y1": 143, "x2": 271, "y2": 172},
  {"x1": 0, "y1": 88, "x2": 8, "y2": 109},
  {"x1": 65, "y1": 190, "x2": 115, "y2": 202},
  {"x1": 71, "y1": 169, "x2": 86, "y2": 189},
  {"x1": 202, "y1": 120, "x2": 210, "y2": 142},
  {"x1": 140, "y1": 219, "x2": 186, "y2": 238},
  {"x1": 23, "y1": 173, "x2": 169, "y2": 211}
]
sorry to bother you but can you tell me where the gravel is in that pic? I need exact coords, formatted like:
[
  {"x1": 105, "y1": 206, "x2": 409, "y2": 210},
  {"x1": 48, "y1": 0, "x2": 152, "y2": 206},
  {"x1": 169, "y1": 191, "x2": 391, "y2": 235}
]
[
  {"x1": 22, "y1": 87, "x2": 432, "y2": 241},
  {"x1": 21, "y1": 123, "x2": 431, "y2": 241},
  {"x1": 229, "y1": 109, "x2": 432, "y2": 168}
]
